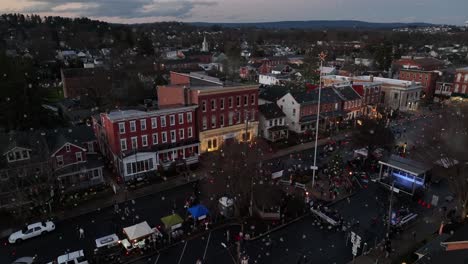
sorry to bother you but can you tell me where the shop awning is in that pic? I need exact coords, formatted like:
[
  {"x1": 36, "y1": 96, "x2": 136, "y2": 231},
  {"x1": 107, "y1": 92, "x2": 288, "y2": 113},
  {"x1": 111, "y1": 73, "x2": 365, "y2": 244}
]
[
  {"x1": 161, "y1": 214, "x2": 183, "y2": 229},
  {"x1": 123, "y1": 221, "x2": 153, "y2": 241},
  {"x1": 188, "y1": 204, "x2": 209, "y2": 220}
]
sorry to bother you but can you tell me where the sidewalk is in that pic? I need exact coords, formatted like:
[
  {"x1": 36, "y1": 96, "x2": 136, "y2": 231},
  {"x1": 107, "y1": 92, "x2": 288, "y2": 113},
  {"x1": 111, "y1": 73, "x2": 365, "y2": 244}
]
[{"x1": 0, "y1": 175, "x2": 201, "y2": 239}]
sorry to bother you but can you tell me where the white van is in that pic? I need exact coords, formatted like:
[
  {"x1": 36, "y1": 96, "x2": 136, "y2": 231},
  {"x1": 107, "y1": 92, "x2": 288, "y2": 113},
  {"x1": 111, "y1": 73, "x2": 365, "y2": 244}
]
[{"x1": 47, "y1": 250, "x2": 88, "y2": 264}]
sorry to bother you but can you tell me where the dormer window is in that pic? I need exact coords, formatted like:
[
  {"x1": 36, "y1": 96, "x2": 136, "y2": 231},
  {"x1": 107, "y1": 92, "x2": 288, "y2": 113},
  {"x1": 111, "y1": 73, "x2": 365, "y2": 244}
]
[{"x1": 65, "y1": 144, "x2": 71, "y2": 152}]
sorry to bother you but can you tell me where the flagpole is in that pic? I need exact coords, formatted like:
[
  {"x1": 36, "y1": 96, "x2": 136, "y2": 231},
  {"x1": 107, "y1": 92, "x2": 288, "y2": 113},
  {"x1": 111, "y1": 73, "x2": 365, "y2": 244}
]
[{"x1": 312, "y1": 52, "x2": 326, "y2": 188}]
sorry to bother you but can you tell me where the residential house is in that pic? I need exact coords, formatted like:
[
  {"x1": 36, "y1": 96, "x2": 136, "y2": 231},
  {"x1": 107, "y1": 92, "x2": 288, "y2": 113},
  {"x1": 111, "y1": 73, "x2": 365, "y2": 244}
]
[
  {"x1": 157, "y1": 72, "x2": 259, "y2": 152},
  {"x1": 332, "y1": 85, "x2": 363, "y2": 120},
  {"x1": 45, "y1": 126, "x2": 104, "y2": 193},
  {"x1": 352, "y1": 82, "x2": 382, "y2": 117},
  {"x1": 258, "y1": 85, "x2": 290, "y2": 105},
  {"x1": 277, "y1": 88, "x2": 342, "y2": 134},
  {"x1": 93, "y1": 105, "x2": 199, "y2": 182},
  {"x1": 259, "y1": 73, "x2": 290, "y2": 86},
  {"x1": 453, "y1": 67, "x2": 468, "y2": 97},
  {"x1": 258, "y1": 103, "x2": 288, "y2": 142},
  {"x1": 0, "y1": 126, "x2": 104, "y2": 208}
]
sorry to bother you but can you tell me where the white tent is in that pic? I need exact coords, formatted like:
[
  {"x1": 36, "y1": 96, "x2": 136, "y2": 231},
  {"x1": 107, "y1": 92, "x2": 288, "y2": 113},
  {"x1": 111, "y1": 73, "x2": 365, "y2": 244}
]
[{"x1": 123, "y1": 221, "x2": 153, "y2": 241}]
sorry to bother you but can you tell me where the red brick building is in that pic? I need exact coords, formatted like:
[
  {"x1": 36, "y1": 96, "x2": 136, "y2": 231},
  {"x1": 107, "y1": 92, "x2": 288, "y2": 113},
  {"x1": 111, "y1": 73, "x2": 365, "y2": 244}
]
[
  {"x1": 454, "y1": 67, "x2": 468, "y2": 96},
  {"x1": 158, "y1": 72, "x2": 259, "y2": 152},
  {"x1": 352, "y1": 82, "x2": 382, "y2": 117},
  {"x1": 398, "y1": 69, "x2": 439, "y2": 98},
  {"x1": 93, "y1": 105, "x2": 199, "y2": 182},
  {"x1": 61, "y1": 68, "x2": 112, "y2": 99}
]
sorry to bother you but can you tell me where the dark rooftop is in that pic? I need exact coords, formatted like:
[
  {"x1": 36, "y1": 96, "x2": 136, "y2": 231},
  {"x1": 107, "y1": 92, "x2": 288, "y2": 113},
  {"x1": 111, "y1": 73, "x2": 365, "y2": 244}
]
[{"x1": 258, "y1": 103, "x2": 286, "y2": 119}]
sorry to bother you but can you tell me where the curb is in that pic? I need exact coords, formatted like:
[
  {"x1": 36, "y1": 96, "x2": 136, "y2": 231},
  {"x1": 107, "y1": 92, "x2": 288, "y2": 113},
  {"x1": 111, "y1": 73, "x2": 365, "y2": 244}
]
[{"x1": 0, "y1": 177, "x2": 201, "y2": 239}]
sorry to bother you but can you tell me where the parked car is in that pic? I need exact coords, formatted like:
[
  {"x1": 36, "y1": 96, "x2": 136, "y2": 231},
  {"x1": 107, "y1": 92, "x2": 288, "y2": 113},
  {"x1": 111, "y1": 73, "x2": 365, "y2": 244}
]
[
  {"x1": 47, "y1": 250, "x2": 88, "y2": 264},
  {"x1": 8, "y1": 221, "x2": 55, "y2": 244},
  {"x1": 11, "y1": 256, "x2": 37, "y2": 264}
]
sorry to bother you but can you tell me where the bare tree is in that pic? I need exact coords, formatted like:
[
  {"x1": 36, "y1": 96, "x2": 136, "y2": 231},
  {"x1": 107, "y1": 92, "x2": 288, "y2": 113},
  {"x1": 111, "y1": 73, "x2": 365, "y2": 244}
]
[
  {"x1": 418, "y1": 103, "x2": 468, "y2": 220},
  {"x1": 201, "y1": 138, "x2": 274, "y2": 217}
]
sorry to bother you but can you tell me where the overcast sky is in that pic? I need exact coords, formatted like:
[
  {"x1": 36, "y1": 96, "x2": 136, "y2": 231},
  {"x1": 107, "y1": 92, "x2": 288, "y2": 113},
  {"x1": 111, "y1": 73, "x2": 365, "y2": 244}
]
[{"x1": 0, "y1": 0, "x2": 467, "y2": 25}]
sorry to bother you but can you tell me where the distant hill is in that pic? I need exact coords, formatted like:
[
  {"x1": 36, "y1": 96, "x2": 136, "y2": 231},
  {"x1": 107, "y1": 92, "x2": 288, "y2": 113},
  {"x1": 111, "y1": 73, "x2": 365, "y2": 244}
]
[{"x1": 190, "y1": 20, "x2": 435, "y2": 30}]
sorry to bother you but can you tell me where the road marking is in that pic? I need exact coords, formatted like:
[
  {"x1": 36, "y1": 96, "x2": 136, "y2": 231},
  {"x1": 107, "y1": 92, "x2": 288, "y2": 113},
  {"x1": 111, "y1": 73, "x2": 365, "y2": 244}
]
[
  {"x1": 177, "y1": 241, "x2": 188, "y2": 264},
  {"x1": 154, "y1": 254, "x2": 160, "y2": 264},
  {"x1": 203, "y1": 231, "x2": 212, "y2": 260}
]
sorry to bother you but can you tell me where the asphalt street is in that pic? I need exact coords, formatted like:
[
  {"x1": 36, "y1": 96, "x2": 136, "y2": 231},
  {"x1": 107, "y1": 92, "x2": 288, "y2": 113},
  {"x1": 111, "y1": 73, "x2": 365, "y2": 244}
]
[{"x1": 0, "y1": 184, "x2": 197, "y2": 264}]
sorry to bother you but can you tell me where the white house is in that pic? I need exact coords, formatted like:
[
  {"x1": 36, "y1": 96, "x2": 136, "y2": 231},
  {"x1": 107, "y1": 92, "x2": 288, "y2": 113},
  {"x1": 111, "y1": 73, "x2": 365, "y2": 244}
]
[
  {"x1": 259, "y1": 73, "x2": 290, "y2": 86},
  {"x1": 258, "y1": 103, "x2": 288, "y2": 142}
]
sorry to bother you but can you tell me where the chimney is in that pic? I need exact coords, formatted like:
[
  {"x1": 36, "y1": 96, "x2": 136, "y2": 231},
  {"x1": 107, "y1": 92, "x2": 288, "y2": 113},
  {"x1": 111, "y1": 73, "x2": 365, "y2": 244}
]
[{"x1": 183, "y1": 86, "x2": 191, "y2": 106}]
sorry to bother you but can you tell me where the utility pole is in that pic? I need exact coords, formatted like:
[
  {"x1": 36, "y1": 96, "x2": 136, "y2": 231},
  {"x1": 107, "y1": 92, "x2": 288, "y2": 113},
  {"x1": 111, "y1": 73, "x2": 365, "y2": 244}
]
[{"x1": 312, "y1": 51, "x2": 327, "y2": 187}]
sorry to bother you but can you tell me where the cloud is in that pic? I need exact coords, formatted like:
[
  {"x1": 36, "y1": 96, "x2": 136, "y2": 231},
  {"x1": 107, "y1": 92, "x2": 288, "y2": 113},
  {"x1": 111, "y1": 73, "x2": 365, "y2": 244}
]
[{"x1": 15, "y1": 0, "x2": 218, "y2": 19}]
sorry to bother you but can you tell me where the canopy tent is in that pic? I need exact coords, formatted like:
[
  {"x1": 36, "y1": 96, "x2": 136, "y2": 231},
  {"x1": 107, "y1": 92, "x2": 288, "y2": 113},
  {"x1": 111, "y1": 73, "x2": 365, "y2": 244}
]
[
  {"x1": 188, "y1": 204, "x2": 209, "y2": 220},
  {"x1": 123, "y1": 221, "x2": 154, "y2": 241},
  {"x1": 161, "y1": 214, "x2": 183, "y2": 230}
]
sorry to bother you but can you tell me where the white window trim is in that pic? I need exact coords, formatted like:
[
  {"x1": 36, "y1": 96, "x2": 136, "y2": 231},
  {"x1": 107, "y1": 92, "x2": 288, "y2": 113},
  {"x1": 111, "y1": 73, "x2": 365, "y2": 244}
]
[
  {"x1": 75, "y1": 152, "x2": 83, "y2": 162},
  {"x1": 220, "y1": 98, "x2": 225, "y2": 110},
  {"x1": 211, "y1": 99, "x2": 216, "y2": 111},
  {"x1": 178, "y1": 113, "x2": 184, "y2": 124},
  {"x1": 170, "y1": 130, "x2": 176, "y2": 143},
  {"x1": 57, "y1": 155, "x2": 64, "y2": 167},
  {"x1": 187, "y1": 112, "x2": 192, "y2": 123},
  {"x1": 162, "y1": 132, "x2": 167, "y2": 143},
  {"x1": 130, "y1": 121, "x2": 136, "y2": 132},
  {"x1": 151, "y1": 117, "x2": 157, "y2": 129},
  {"x1": 179, "y1": 129, "x2": 185, "y2": 139},
  {"x1": 170, "y1": 115, "x2": 175, "y2": 126},
  {"x1": 188, "y1": 127, "x2": 193, "y2": 138},
  {"x1": 229, "y1": 97, "x2": 233, "y2": 108},
  {"x1": 152, "y1": 133, "x2": 158, "y2": 145},
  {"x1": 131, "y1": 136, "x2": 138, "y2": 149},
  {"x1": 65, "y1": 144, "x2": 71, "y2": 152},
  {"x1": 202, "y1": 100, "x2": 207, "y2": 112},
  {"x1": 119, "y1": 122, "x2": 125, "y2": 134},
  {"x1": 120, "y1": 138, "x2": 127, "y2": 151},
  {"x1": 142, "y1": 135, "x2": 148, "y2": 147},
  {"x1": 140, "y1": 119, "x2": 147, "y2": 130}
]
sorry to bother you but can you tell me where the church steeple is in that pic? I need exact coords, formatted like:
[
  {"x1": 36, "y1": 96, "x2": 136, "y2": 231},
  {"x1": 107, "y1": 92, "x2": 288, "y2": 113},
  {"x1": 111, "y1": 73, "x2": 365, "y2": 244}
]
[{"x1": 201, "y1": 35, "x2": 209, "y2": 52}]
